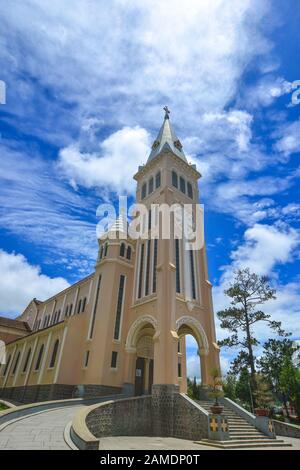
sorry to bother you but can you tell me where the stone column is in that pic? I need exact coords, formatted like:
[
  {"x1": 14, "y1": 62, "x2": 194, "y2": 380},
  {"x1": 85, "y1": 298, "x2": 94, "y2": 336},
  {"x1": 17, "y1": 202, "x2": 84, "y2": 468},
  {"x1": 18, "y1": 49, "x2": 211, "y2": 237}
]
[{"x1": 122, "y1": 349, "x2": 136, "y2": 396}]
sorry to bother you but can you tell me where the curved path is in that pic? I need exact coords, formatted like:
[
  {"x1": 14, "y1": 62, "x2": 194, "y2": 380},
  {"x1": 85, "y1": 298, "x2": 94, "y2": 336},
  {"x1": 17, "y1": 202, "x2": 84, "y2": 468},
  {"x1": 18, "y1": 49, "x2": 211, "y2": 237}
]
[{"x1": 0, "y1": 405, "x2": 81, "y2": 450}]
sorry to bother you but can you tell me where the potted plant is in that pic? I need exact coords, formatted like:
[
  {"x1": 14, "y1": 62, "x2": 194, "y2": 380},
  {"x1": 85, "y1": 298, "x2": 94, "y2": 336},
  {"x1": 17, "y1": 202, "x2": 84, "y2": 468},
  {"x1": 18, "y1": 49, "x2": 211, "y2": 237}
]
[
  {"x1": 209, "y1": 367, "x2": 224, "y2": 414},
  {"x1": 253, "y1": 374, "x2": 273, "y2": 417}
]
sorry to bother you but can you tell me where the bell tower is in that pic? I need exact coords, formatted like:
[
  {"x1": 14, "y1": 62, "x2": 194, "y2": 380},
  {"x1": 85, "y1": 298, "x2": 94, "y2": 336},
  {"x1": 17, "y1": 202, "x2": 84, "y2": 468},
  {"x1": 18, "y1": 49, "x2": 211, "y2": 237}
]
[{"x1": 125, "y1": 107, "x2": 220, "y2": 407}]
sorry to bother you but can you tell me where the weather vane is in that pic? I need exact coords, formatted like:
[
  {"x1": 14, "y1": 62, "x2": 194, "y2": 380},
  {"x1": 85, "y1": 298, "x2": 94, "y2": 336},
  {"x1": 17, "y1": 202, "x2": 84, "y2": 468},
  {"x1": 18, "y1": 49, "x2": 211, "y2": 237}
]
[{"x1": 163, "y1": 105, "x2": 170, "y2": 119}]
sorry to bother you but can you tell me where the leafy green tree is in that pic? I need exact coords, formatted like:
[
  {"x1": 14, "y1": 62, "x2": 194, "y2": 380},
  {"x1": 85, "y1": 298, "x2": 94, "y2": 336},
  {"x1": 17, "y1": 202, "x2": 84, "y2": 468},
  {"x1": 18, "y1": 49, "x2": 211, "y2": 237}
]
[
  {"x1": 223, "y1": 373, "x2": 237, "y2": 401},
  {"x1": 235, "y1": 368, "x2": 253, "y2": 410},
  {"x1": 217, "y1": 268, "x2": 288, "y2": 379},
  {"x1": 279, "y1": 357, "x2": 300, "y2": 418},
  {"x1": 252, "y1": 373, "x2": 274, "y2": 409},
  {"x1": 258, "y1": 339, "x2": 299, "y2": 395}
]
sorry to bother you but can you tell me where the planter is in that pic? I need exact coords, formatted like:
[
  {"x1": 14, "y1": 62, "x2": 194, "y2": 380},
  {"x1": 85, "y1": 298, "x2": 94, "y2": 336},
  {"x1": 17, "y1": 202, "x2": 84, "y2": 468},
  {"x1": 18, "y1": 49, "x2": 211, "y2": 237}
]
[
  {"x1": 210, "y1": 405, "x2": 224, "y2": 415},
  {"x1": 255, "y1": 408, "x2": 269, "y2": 417}
]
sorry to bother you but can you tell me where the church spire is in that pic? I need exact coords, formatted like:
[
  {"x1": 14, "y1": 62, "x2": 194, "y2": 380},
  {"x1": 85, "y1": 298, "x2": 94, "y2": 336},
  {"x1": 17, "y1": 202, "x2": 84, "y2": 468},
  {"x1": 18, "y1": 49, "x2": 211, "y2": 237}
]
[{"x1": 147, "y1": 106, "x2": 187, "y2": 163}]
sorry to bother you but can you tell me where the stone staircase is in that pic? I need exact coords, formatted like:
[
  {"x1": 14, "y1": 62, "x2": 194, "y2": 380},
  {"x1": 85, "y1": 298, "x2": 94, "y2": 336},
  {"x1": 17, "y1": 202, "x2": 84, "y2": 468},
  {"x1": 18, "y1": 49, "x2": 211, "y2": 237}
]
[{"x1": 196, "y1": 400, "x2": 292, "y2": 449}]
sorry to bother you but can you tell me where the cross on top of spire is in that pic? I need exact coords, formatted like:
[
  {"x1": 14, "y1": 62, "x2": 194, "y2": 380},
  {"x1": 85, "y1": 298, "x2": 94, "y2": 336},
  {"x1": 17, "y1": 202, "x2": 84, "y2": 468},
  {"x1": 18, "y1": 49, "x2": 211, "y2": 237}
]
[{"x1": 163, "y1": 105, "x2": 170, "y2": 119}]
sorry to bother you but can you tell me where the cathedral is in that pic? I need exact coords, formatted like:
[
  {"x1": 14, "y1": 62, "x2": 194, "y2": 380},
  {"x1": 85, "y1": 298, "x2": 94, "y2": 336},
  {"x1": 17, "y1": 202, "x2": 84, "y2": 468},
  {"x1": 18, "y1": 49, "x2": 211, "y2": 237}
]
[{"x1": 0, "y1": 109, "x2": 220, "y2": 404}]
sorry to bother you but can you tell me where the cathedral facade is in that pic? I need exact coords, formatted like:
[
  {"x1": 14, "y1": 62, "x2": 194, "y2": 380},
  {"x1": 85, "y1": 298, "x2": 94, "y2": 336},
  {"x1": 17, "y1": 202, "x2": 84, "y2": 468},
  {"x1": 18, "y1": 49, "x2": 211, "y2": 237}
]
[{"x1": 0, "y1": 110, "x2": 220, "y2": 403}]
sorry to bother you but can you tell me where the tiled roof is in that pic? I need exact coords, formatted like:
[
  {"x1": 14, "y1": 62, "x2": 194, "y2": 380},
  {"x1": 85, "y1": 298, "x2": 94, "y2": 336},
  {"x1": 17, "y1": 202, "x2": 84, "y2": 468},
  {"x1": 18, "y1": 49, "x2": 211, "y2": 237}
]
[{"x1": 0, "y1": 316, "x2": 31, "y2": 332}]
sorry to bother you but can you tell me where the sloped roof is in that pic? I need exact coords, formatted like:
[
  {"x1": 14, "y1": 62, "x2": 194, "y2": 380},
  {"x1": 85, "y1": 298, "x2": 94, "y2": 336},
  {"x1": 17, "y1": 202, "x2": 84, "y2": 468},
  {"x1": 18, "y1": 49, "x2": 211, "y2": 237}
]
[
  {"x1": 0, "y1": 316, "x2": 31, "y2": 332},
  {"x1": 147, "y1": 107, "x2": 187, "y2": 163}
]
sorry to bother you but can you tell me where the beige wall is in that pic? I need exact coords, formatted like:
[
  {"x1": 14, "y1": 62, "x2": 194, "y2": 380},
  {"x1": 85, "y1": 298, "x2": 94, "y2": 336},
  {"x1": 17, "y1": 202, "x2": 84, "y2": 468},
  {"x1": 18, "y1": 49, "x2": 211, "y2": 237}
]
[{"x1": 0, "y1": 148, "x2": 220, "y2": 396}]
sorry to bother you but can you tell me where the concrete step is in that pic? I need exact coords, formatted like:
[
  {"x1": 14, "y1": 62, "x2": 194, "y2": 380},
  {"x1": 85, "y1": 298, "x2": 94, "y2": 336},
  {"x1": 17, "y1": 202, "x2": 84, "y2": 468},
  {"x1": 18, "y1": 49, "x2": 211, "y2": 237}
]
[
  {"x1": 196, "y1": 439, "x2": 292, "y2": 449},
  {"x1": 229, "y1": 432, "x2": 269, "y2": 441}
]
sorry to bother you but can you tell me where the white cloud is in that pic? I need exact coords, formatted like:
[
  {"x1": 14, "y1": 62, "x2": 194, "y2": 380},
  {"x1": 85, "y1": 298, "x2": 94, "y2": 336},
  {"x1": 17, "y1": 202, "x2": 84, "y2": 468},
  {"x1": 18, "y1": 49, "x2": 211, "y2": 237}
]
[
  {"x1": 229, "y1": 223, "x2": 299, "y2": 275},
  {"x1": 0, "y1": 142, "x2": 98, "y2": 274},
  {"x1": 273, "y1": 119, "x2": 300, "y2": 156},
  {"x1": 0, "y1": 250, "x2": 69, "y2": 316},
  {"x1": 58, "y1": 126, "x2": 150, "y2": 193},
  {"x1": 0, "y1": 0, "x2": 272, "y2": 141},
  {"x1": 239, "y1": 76, "x2": 293, "y2": 109}
]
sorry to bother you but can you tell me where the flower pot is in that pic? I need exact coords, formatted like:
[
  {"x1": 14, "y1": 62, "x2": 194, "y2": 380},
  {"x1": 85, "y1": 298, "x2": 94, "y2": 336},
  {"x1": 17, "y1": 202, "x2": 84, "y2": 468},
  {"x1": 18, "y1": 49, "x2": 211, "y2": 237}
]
[
  {"x1": 254, "y1": 408, "x2": 269, "y2": 417},
  {"x1": 210, "y1": 405, "x2": 224, "y2": 415}
]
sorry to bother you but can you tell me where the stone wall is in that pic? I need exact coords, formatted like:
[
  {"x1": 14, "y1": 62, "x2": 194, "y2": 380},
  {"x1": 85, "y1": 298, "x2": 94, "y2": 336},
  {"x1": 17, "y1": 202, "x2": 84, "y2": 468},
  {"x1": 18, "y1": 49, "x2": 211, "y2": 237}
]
[
  {"x1": 84, "y1": 390, "x2": 209, "y2": 442},
  {"x1": 274, "y1": 419, "x2": 300, "y2": 439},
  {"x1": 86, "y1": 396, "x2": 152, "y2": 438},
  {"x1": 0, "y1": 383, "x2": 121, "y2": 404}
]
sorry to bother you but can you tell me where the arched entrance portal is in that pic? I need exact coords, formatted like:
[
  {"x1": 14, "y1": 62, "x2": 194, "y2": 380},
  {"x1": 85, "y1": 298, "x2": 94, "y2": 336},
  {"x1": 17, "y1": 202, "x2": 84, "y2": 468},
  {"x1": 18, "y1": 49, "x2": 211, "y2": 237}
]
[
  {"x1": 124, "y1": 315, "x2": 157, "y2": 396},
  {"x1": 176, "y1": 316, "x2": 209, "y2": 393},
  {"x1": 135, "y1": 333, "x2": 154, "y2": 395}
]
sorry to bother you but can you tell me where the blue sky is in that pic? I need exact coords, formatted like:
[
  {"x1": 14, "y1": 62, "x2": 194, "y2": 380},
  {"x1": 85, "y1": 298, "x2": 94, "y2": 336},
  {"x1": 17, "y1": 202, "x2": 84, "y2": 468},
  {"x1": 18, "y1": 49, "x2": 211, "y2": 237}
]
[{"x1": 0, "y1": 0, "x2": 299, "y2": 378}]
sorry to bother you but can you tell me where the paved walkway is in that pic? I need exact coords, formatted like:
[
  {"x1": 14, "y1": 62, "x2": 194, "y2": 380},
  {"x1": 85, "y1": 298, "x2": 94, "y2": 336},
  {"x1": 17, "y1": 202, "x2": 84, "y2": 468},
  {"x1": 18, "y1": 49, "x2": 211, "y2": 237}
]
[
  {"x1": 99, "y1": 436, "x2": 300, "y2": 450},
  {"x1": 0, "y1": 406, "x2": 81, "y2": 450},
  {"x1": 0, "y1": 405, "x2": 299, "y2": 450}
]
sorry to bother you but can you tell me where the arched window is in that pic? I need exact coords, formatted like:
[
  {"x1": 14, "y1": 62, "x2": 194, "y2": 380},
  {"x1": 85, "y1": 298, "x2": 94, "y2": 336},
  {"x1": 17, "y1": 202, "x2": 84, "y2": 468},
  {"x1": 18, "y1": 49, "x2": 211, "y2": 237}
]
[
  {"x1": 148, "y1": 177, "x2": 154, "y2": 194},
  {"x1": 187, "y1": 182, "x2": 193, "y2": 199},
  {"x1": 23, "y1": 348, "x2": 31, "y2": 373},
  {"x1": 141, "y1": 182, "x2": 147, "y2": 199},
  {"x1": 120, "y1": 242, "x2": 125, "y2": 257},
  {"x1": 49, "y1": 340, "x2": 59, "y2": 368},
  {"x1": 126, "y1": 246, "x2": 132, "y2": 260},
  {"x1": 155, "y1": 171, "x2": 161, "y2": 189},
  {"x1": 104, "y1": 243, "x2": 108, "y2": 257},
  {"x1": 12, "y1": 351, "x2": 20, "y2": 375},
  {"x1": 82, "y1": 297, "x2": 87, "y2": 312},
  {"x1": 3, "y1": 355, "x2": 11, "y2": 376},
  {"x1": 180, "y1": 176, "x2": 186, "y2": 194},
  {"x1": 172, "y1": 170, "x2": 178, "y2": 188},
  {"x1": 35, "y1": 344, "x2": 44, "y2": 371},
  {"x1": 77, "y1": 299, "x2": 82, "y2": 314}
]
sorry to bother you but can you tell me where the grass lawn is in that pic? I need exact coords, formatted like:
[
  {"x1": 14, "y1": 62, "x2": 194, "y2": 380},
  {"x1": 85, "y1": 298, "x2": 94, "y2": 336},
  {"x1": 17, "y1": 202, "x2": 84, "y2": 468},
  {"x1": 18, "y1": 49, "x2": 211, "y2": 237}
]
[{"x1": 0, "y1": 402, "x2": 8, "y2": 411}]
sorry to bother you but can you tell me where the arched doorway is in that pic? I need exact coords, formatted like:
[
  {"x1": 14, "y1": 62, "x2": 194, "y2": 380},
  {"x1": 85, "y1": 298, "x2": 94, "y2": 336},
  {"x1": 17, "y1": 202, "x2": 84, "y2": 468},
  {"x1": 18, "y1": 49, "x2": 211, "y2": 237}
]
[
  {"x1": 176, "y1": 316, "x2": 209, "y2": 393},
  {"x1": 125, "y1": 315, "x2": 157, "y2": 396},
  {"x1": 135, "y1": 333, "x2": 154, "y2": 395}
]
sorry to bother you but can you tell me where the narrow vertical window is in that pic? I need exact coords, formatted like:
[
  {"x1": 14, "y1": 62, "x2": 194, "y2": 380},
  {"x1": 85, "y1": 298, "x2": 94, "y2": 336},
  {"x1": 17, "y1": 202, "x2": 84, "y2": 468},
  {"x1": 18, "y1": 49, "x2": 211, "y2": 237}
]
[
  {"x1": 82, "y1": 298, "x2": 87, "y2": 312},
  {"x1": 148, "y1": 209, "x2": 152, "y2": 230},
  {"x1": 145, "y1": 240, "x2": 151, "y2": 296},
  {"x1": 104, "y1": 243, "x2": 108, "y2": 257},
  {"x1": 152, "y1": 239, "x2": 158, "y2": 294},
  {"x1": 175, "y1": 239, "x2": 181, "y2": 293},
  {"x1": 84, "y1": 350, "x2": 90, "y2": 368},
  {"x1": 120, "y1": 242, "x2": 125, "y2": 257},
  {"x1": 172, "y1": 170, "x2": 178, "y2": 188},
  {"x1": 178, "y1": 362, "x2": 182, "y2": 377},
  {"x1": 49, "y1": 340, "x2": 59, "y2": 368},
  {"x1": 12, "y1": 351, "x2": 20, "y2": 375},
  {"x1": 180, "y1": 176, "x2": 186, "y2": 194},
  {"x1": 65, "y1": 305, "x2": 69, "y2": 317},
  {"x1": 114, "y1": 275, "x2": 125, "y2": 340},
  {"x1": 148, "y1": 177, "x2": 154, "y2": 194},
  {"x1": 111, "y1": 351, "x2": 118, "y2": 368},
  {"x1": 35, "y1": 344, "x2": 44, "y2": 371},
  {"x1": 77, "y1": 299, "x2": 82, "y2": 314},
  {"x1": 141, "y1": 183, "x2": 147, "y2": 199},
  {"x1": 69, "y1": 304, "x2": 73, "y2": 315},
  {"x1": 89, "y1": 276, "x2": 101, "y2": 339},
  {"x1": 155, "y1": 171, "x2": 161, "y2": 189},
  {"x1": 189, "y1": 250, "x2": 196, "y2": 300},
  {"x1": 23, "y1": 348, "x2": 31, "y2": 373},
  {"x1": 126, "y1": 246, "x2": 132, "y2": 260},
  {"x1": 187, "y1": 182, "x2": 193, "y2": 199},
  {"x1": 138, "y1": 244, "x2": 144, "y2": 299}
]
